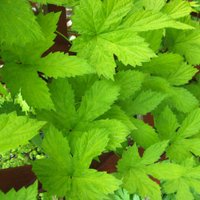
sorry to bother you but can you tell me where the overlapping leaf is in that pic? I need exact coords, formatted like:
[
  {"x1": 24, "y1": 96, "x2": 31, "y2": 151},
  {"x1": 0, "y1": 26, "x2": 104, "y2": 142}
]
[
  {"x1": 0, "y1": 112, "x2": 45, "y2": 153},
  {"x1": 166, "y1": 19, "x2": 200, "y2": 65},
  {"x1": 0, "y1": 182, "x2": 38, "y2": 200},
  {"x1": 155, "y1": 107, "x2": 200, "y2": 162},
  {"x1": 163, "y1": 158, "x2": 200, "y2": 200},
  {"x1": 117, "y1": 141, "x2": 181, "y2": 200},
  {"x1": 1, "y1": 13, "x2": 92, "y2": 109},
  {"x1": 0, "y1": 0, "x2": 43, "y2": 45},
  {"x1": 33, "y1": 126, "x2": 120, "y2": 199}
]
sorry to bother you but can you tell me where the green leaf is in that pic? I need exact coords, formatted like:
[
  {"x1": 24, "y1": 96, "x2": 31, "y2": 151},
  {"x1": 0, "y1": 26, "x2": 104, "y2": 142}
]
[
  {"x1": 77, "y1": 80, "x2": 120, "y2": 122},
  {"x1": 140, "y1": 140, "x2": 168, "y2": 165},
  {"x1": 102, "y1": 105, "x2": 136, "y2": 131},
  {"x1": 123, "y1": 10, "x2": 193, "y2": 32},
  {"x1": 122, "y1": 170, "x2": 162, "y2": 200},
  {"x1": 162, "y1": 0, "x2": 192, "y2": 19},
  {"x1": 0, "y1": 0, "x2": 43, "y2": 45},
  {"x1": 131, "y1": 118, "x2": 159, "y2": 149},
  {"x1": 166, "y1": 22, "x2": 200, "y2": 65},
  {"x1": 37, "y1": 78, "x2": 76, "y2": 132},
  {"x1": 155, "y1": 106, "x2": 179, "y2": 140},
  {"x1": 117, "y1": 144, "x2": 141, "y2": 172},
  {"x1": 120, "y1": 90, "x2": 166, "y2": 115},
  {"x1": 33, "y1": 125, "x2": 120, "y2": 199},
  {"x1": 70, "y1": 169, "x2": 121, "y2": 200},
  {"x1": 73, "y1": 129, "x2": 109, "y2": 168},
  {"x1": 147, "y1": 163, "x2": 184, "y2": 180},
  {"x1": 140, "y1": 53, "x2": 184, "y2": 76},
  {"x1": 140, "y1": 29, "x2": 163, "y2": 52},
  {"x1": 42, "y1": 125, "x2": 72, "y2": 167},
  {"x1": 71, "y1": 0, "x2": 155, "y2": 78},
  {"x1": 37, "y1": 52, "x2": 94, "y2": 78},
  {"x1": 166, "y1": 63, "x2": 197, "y2": 86},
  {"x1": 0, "y1": 182, "x2": 38, "y2": 200},
  {"x1": 115, "y1": 70, "x2": 145, "y2": 100},
  {"x1": 88, "y1": 119, "x2": 130, "y2": 150},
  {"x1": 72, "y1": 30, "x2": 155, "y2": 79},
  {"x1": 1, "y1": 63, "x2": 54, "y2": 109},
  {"x1": 0, "y1": 112, "x2": 45, "y2": 153},
  {"x1": 141, "y1": 0, "x2": 166, "y2": 11},
  {"x1": 155, "y1": 108, "x2": 200, "y2": 161},
  {"x1": 33, "y1": 126, "x2": 72, "y2": 197},
  {"x1": 169, "y1": 87, "x2": 199, "y2": 113},
  {"x1": 117, "y1": 142, "x2": 169, "y2": 200},
  {"x1": 177, "y1": 108, "x2": 200, "y2": 138},
  {"x1": 111, "y1": 188, "x2": 131, "y2": 200},
  {"x1": 163, "y1": 159, "x2": 200, "y2": 200},
  {"x1": 167, "y1": 139, "x2": 198, "y2": 162},
  {"x1": 30, "y1": 12, "x2": 61, "y2": 61}
]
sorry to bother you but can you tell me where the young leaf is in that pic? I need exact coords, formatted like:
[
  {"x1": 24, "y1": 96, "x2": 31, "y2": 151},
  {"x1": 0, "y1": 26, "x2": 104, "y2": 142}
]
[
  {"x1": 162, "y1": 158, "x2": 200, "y2": 200},
  {"x1": 0, "y1": 0, "x2": 43, "y2": 45},
  {"x1": 140, "y1": 141, "x2": 168, "y2": 165},
  {"x1": 115, "y1": 70, "x2": 145, "y2": 100},
  {"x1": 142, "y1": 0, "x2": 166, "y2": 11},
  {"x1": 155, "y1": 106, "x2": 179, "y2": 140},
  {"x1": 1, "y1": 63, "x2": 54, "y2": 110},
  {"x1": 70, "y1": 169, "x2": 121, "y2": 200},
  {"x1": 120, "y1": 90, "x2": 166, "y2": 115},
  {"x1": 32, "y1": 126, "x2": 73, "y2": 197},
  {"x1": 140, "y1": 29, "x2": 163, "y2": 52},
  {"x1": 131, "y1": 118, "x2": 159, "y2": 149},
  {"x1": 162, "y1": 0, "x2": 192, "y2": 19},
  {"x1": 166, "y1": 63, "x2": 197, "y2": 86},
  {"x1": 117, "y1": 142, "x2": 169, "y2": 200},
  {"x1": 37, "y1": 52, "x2": 94, "y2": 78},
  {"x1": 86, "y1": 119, "x2": 130, "y2": 150},
  {"x1": 0, "y1": 181, "x2": 38, "y2": 200},
  {"x1": 77, "y1": 80, "x2": 120, "y2": 122},
  {"x1": 33, "y1": 126, "x2": 120, "y2": 199},
  {"x1": 146, "y1": 162, "x2": 184, "y2": 180},
  {"x1": 166, "y1": 22, "x2": 200, "y2": 65},
  {"x1": 37, "y1": 78, "x2": 76, "y2": 132},
  {"x1": 71, "y1": 0, "x2": 155, "y2": 78},
  {"x1": 0, "y1": 112, "x2": 45, "y2": 153},
  {"x1": 122, "y1": 10, "x2": 193, "y2": 32},
  {"x1": 140, "y1": 53, "x2": 184, "y2": 76},
  {"x1": 177, "y1": 108, "x2": 200, "y2": 138},
  {"x1": 102, "y1": 105, "x2": 136, "y2": 131},
  {"x1": 169, "y1": 87, "x2": 199, "y2": 113},
  {"x1": 73, "y1": 129, "x2": 109, "y2": 168},
  {"x1": 155, "y1": 108, "x2": 200, "y2": 161}
]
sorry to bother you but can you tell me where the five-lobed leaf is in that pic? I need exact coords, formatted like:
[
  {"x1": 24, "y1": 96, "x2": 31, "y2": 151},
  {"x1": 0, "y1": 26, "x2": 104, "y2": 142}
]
[
  {"x1": 117, "y1": 142, "x2": 170, "y2": 200},
  {"x1": 71, "y1": 0, "x2": 157, "y2": 79},
  {"x1": 33, "y1": 126, "x2": 120, "y2": 199}
]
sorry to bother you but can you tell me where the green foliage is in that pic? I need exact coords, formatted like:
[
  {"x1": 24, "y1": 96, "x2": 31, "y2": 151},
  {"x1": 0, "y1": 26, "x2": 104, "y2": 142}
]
[
  {"x1": 0, "y1": 0, "x2": 43, "y2": 45},
  {"x1": 162, "y1": 158, "x2": 200, "y2": 200},
  {"x1": 33, "y1": 126, "x2": 120, "y2": 199},
  {"x1": 0, "y1": 182, "x2": 38, "y2": 200},
  {"x1": 117, "y1": 141, "x2": 180, "y2": 200},
  {"x1": 1, "y1": 0, "x2": 200, "y2": 200},
  {"x1": 154, "y1": 107, "x2": 200, "y2": 162},
  {"x1": 0, "y1": 112, "x2": 45, "y2": 153}
]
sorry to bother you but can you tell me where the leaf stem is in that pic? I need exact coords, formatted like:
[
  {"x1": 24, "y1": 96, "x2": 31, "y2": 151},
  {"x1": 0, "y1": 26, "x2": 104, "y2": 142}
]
[{"x1": 55, "y1": 31, "x2": 72, "y2": 44}]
